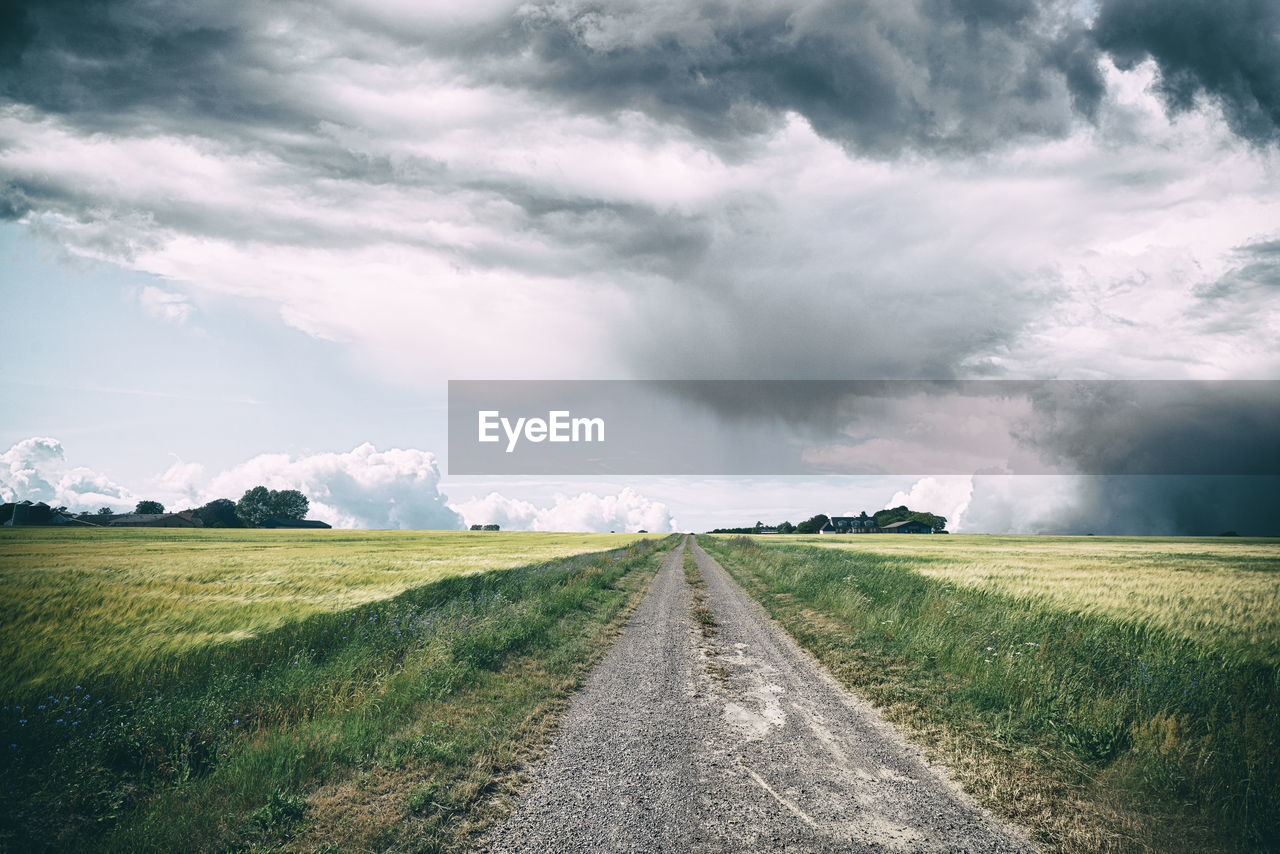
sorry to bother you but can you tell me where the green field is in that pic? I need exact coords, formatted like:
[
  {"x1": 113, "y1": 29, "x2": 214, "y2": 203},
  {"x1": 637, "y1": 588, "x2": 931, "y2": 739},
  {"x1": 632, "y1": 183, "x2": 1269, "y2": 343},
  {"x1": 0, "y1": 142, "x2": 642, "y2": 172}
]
[
  {"x1": 0, "y1": 528, "x2": 670, "y2": 852},
  {"x1": 703, "y1": 534, "x2": 1280, "y2": 854},
  {"x1": 797, "y1": 535, "x2": 1280, "y2": 657},
  {"x1": 0, "y1": 528, "x2": 646, "y2": 696}
]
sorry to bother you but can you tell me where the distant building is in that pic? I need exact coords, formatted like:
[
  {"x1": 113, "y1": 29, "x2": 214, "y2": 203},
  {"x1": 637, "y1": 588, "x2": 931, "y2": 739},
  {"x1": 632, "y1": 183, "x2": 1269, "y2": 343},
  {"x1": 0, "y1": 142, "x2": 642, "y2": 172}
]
[
  {"x1": 108, "y1": 512, "x2": 203, "y2": 528},
  {"x1": 880, "y1": 519, "x2": 934, "y2": 534},
  {"x1": 3, "y1": 501, "x2": 97, "y2": 526},
  {"x1": 261, "y1": 518, "x2": 332, "y2": 529},
  {"x1": 756, "y1": 526, "x2": 780, "y2": 534},
  {"x1": 821, "y1": 512, "x2": 879, "y2": 534}
]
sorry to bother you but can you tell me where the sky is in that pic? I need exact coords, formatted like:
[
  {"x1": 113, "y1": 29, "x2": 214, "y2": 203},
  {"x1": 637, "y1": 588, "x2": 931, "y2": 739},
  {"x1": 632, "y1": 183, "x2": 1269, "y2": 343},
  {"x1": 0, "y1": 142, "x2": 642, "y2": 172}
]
[{"x1": 1, "y1": 0, "x2": 1278, "y2": 534}]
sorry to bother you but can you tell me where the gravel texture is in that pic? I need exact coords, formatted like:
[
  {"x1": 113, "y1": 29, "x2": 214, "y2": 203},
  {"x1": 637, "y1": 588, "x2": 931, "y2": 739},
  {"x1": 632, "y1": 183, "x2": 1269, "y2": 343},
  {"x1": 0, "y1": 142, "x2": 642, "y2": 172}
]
[{"x1": 478, "y1": 537, "x2": 1036, "y2": 853}]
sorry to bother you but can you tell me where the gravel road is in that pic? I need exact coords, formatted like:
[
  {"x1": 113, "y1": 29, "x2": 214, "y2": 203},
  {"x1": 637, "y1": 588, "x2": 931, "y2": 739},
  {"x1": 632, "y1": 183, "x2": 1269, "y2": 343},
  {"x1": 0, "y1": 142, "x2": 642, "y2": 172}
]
[{"x1": 478, "y1": 536, "x2": 1035, "y2": 853}]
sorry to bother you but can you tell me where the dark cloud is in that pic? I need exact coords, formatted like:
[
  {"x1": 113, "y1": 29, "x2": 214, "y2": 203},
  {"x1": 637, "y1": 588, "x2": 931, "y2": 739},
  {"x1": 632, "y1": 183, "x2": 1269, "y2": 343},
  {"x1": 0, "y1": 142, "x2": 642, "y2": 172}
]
[
  {"x1": 0, "y1": 182, "x2": 33, "y2": 220},
  {"x1": 621, "y1": 258, "x2": 1049, "y2": 380},
  {"x1": 2, "y1": 0, "x2": 1275, "y2": 161},
  {"x1": 0, "y1": 0, "x2": 1108, "y2": 156},
  {"x1": 0, "y1": 0, "x2": 36, "y2": 68},
  {"x1": 1092, "y1": 0, "x2": 1280, "y2": 145},
  {"x1": 489, "y1": 0, "x2": 1101, "y2": 156},
  {"x1": 0, "y1": 0, "x2": 315, "y2": 135},
  {"x1": 1194, "y1": 236, "x2": 1280, "y2": 307},
  {"x1": 1018, "y1": 381, "x2": 1280, "y2": 476},
  {"x1": 1027, "y1": 475, "x2": 1280, "y2": 535}
]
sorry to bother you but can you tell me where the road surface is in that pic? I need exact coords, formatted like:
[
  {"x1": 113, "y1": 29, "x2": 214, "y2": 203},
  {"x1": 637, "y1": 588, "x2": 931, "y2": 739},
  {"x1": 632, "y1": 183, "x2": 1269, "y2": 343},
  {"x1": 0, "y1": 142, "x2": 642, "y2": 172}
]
[{"x1": 479, "y1": 536, "x2": 1034, "y2": 853}]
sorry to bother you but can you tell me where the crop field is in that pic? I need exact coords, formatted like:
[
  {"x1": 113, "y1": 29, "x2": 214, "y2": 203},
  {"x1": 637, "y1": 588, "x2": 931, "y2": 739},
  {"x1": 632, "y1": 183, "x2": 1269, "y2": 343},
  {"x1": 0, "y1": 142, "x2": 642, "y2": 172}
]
[
  {"x1": 797, "y1": 535, "x2": 1280, "y2": 658},
  {"x1": 0, "y1": 528, "x2": 646, "y2": 696},
  {"x1": 0, "y1": 528, "x2": 670, "y2": 852},
  {"x1": 703, "y1": 534, "x2": 1280, "y2": 853}
]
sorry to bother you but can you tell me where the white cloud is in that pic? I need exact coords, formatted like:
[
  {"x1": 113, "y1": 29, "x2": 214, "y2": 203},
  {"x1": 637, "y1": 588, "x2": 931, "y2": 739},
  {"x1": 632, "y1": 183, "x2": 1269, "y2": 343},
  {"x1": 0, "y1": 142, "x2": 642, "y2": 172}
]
[
  {"x1": 0, "y1": 437, "x2": 136, "y2": 510},
  {"x1": 153, "y1": 459, "x2": 207, "y2": 507},
  {"x1": 452, "y1": 487, "x2": 675, "y2": 532},
  {"x1": 957, "y1": 475, "x2": 1085, "y2": 534},
  {"x1": 203, "y1": 443, "x2": 463, "y2": 529},
  {"x1": 886, "y1": 476, "x2": 974, "y2": 531},
  {"x1": 136, "y1": 285, "x2": 194, "y2": 324},
  {"x1": 3, "y1": 438, "x2": 668, "y2": 531}
]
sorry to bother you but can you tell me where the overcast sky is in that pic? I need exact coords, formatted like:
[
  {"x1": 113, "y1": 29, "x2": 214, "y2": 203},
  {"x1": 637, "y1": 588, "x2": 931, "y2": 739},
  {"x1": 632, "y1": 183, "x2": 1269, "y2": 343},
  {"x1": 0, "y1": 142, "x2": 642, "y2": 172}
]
[{"x1": 1, "y1": 0, "x2": 1277, "y2": 533}]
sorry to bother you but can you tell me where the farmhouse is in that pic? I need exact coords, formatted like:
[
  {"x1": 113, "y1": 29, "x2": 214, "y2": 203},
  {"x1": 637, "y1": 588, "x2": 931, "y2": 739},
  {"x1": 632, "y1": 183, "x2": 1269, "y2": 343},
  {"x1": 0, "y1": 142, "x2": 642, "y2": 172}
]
[
  {"x1": 820, "y1": 512, "x2": 879, "y2": 534},
  {"x1": 821, "y1": 512, "x2": 935, "y2": 534}
]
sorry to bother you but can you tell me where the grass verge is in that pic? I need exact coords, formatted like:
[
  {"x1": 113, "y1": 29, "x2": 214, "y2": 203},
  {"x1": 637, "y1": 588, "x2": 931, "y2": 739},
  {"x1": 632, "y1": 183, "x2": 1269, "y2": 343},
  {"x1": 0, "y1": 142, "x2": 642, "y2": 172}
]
[
  {"x1": 1, "y1": 536, "x2": 673, "y2": 852},
  {"x1": 701, "y1": 535, "x2": 1279, "y2": 854}
]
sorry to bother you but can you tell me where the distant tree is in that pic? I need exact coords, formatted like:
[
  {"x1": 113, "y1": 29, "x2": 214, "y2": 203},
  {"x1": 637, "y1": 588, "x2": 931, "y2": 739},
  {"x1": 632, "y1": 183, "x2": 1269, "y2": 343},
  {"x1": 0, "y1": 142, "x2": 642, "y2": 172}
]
[
  {"x1": 470, "y1": 524, "x2": 483, "y2": 531},
  {"x1": 236, "y1": 487, "x2": 272, "y2": 526},
  {"x1": 638, "y1": 529, "x2": 648, "y2": 533},
  {"x1": 195, "y1": 498, "x2": 246, "y2": 528},
  {"x1": 270, "y1": 489, "x2": 309, "y2": 521},
  {"x1": 794, "y1": 514, "x2": 830, "y2": 535},
  {"x1": 96, "y1": 506, "x2": 113, "y2": 517},
  {"x1": 777, "y1": 521, "x2": 795, "y2": 534},
  {"x1": 482, "y1": 524, "x2": 500, "y2": 531},
  {"x1": 236, "y1": 487, "x2": 309, "y2": 526},
  {"x1": 135, "y1": 500, "x2": 165, "y2": 514},
  {"x1": 873, "y1": 506, "x2": 946, "y2": 532}
]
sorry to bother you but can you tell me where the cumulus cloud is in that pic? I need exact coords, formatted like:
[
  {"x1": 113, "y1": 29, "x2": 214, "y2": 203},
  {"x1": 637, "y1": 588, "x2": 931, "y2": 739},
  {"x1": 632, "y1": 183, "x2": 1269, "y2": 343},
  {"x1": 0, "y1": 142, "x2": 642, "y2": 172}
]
[
  {"x1": 886, "y1": 476, "x2": 974, "y2": 531},
  {"x1": 453, "y1": 487, "x2": 675, "y2": 532},
  {"x1": 204, "y1": 443, "x2": 463, "y2": 530},
  {"x1": 0, "y1": 437, "x2": 135, "y2": 510}
]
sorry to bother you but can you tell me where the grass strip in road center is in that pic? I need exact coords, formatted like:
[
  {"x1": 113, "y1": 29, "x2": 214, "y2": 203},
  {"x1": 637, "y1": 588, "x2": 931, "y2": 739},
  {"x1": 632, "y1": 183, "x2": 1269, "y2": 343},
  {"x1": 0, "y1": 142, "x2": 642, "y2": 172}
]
[{"x1": 684, "y1": 545, "x2": 718, "y2": 637}]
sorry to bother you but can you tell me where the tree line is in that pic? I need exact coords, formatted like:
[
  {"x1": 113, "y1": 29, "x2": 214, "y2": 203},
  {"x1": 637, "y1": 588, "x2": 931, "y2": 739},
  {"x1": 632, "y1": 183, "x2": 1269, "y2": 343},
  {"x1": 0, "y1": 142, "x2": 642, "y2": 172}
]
[{"x1": 81, "y1": 487, "x2": 312, "y2": 528}]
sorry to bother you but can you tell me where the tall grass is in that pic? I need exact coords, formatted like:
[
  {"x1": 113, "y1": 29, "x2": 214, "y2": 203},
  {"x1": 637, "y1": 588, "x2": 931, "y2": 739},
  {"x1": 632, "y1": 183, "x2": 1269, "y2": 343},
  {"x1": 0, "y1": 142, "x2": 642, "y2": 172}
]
[
  {"x1": 795, "y1": 535, "x2": 1280, "y2": 658},
  {"x1": 0, "y1": 533, "x2": 671, "y2": 852},
  {"x1": 0, "y1": 528, "x2": 647, "y2": 696},
  {"x1": 704, "y1": 535, "x2": 1280, "y2": 853}
]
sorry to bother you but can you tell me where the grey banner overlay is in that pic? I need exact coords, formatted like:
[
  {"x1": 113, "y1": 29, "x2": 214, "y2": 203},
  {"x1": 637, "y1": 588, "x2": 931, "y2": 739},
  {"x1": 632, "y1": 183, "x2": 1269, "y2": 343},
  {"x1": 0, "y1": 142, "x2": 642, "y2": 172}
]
[{"x1": 447, "y1": 380, "x2": 1280, "y2": 475}]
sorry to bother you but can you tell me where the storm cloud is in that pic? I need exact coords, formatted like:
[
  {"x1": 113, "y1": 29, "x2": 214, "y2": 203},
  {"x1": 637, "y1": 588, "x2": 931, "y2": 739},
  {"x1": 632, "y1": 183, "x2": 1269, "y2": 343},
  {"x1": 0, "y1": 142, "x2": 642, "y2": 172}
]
[{"x1": 1093, "y1": 0, "x2": 1280, "y2": 146}]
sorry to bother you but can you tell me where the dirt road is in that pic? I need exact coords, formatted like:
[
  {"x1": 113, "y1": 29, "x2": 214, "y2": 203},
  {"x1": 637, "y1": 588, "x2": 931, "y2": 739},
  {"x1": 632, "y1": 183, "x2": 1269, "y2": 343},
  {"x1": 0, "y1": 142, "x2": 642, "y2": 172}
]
[{"x1": 479, "y1": 536, "x2": 1034, "y2": 852}]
